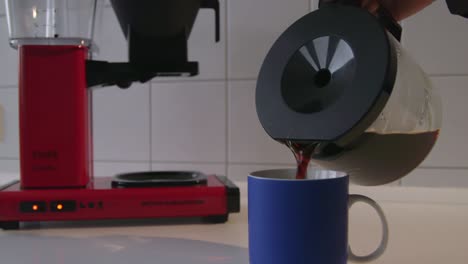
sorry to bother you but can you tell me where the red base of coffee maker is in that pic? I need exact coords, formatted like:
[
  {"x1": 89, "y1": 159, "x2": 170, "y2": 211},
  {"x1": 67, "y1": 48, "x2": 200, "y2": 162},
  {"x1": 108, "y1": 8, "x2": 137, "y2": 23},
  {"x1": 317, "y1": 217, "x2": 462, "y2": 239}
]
[{"x1": 0, "y1": 175, "x2": 240, "y2": 230}]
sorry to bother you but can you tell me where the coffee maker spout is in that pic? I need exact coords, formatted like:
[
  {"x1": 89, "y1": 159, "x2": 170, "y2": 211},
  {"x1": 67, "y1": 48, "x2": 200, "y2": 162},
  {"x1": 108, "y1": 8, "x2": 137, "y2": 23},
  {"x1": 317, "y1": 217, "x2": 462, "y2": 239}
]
[{"x1": 85, "y1": 60, "x2": 199, "y2": 89}]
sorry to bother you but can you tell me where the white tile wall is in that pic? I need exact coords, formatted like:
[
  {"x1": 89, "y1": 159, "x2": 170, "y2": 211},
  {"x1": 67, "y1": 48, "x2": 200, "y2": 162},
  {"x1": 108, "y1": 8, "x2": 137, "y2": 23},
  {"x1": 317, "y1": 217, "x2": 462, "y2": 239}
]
[
  {"x1": 92, "y1": 6, "x2": 127, "y2": 62},
  {"x1": 1, "y1": 1, "x2": 468, "y2": 189},
  {"x1": 227, "y1": 164, "x2": 296, "y2": 182},
  {"x1": 403, "y1": 1, "x2": 468, "y2": 75},
  {"x1": 151, "y1": 81, "x2": 226, "y2": 163},
  {"x1": 151, "y1": 162, "x2": 226, "y2": 176},
  {"x1": 92, "y1": 83, "x2": 151, "y2": 162},
  {"x1": 0, "y1": 159, "x2": 19, "y2": 175},
  {"x1": 0, "y1": 16, "x2": 18, "y2": 86},
  {"x1": 0, "y1": 159, "x2": 20, "y2": 183},
  {"x1": 227, "y1": 0, "x2": 310, "y2": 79},
  {"x1": 0, "y1": 88, "x2": 18, "y2": 158},
  {"x1": 310, "y1": 0, "x2": 319, "y2": 10},
  {"x1": 94, "y1": 162, "x2": 150, "y2": 177}
]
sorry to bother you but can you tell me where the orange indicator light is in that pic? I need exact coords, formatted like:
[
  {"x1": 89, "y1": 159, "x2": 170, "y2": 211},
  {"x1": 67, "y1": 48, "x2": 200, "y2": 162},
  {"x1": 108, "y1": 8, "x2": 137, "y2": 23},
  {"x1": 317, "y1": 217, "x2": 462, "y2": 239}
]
[
  {"x1": 57, "y1": 204, "x2": 63, "y2": 210},
  {"x1": 32, "y1": 205, "x2": 38, "y2": 211}
]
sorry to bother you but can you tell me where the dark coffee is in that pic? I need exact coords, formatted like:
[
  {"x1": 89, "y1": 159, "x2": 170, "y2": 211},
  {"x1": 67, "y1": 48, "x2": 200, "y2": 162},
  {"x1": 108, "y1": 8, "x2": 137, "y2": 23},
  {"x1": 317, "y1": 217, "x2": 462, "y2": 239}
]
[
  {"x1": 284, "y1": 131, "x2": 439, "y2": 185},
  {"x1": 285, "y1": 141, "x2": 315, "y2": 180}
]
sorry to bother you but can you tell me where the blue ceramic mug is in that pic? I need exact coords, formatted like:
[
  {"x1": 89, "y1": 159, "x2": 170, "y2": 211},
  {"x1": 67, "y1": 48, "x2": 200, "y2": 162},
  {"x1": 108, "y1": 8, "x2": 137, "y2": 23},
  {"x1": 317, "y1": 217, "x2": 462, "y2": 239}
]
[{"x1": 248, "y1": 169, "x2": 388, "y2": 264}]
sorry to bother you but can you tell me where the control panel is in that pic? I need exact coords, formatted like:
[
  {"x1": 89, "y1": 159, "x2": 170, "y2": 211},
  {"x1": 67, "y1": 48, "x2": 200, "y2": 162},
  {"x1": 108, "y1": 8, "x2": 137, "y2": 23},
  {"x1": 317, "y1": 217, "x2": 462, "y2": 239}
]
[{"x1": 20, "y1": 200, "x2": 77, "y2": 213}]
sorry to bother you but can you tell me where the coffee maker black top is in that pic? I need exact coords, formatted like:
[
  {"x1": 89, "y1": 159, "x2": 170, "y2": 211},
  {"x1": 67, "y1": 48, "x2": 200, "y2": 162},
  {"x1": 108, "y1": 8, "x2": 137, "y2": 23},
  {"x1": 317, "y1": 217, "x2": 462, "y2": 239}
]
[
  {"x1": 86, "y1": 0, "x2": 220, "y2": 88},
  {"x1": 110, "y1": 0, "x2": 220, "y2": 67}
]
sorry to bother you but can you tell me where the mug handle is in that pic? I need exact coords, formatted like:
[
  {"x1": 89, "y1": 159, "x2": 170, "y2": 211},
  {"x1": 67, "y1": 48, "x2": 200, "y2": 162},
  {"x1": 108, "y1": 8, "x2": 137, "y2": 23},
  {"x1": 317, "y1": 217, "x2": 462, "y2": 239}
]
[{"x1": 347, "y1": 194, "x2": 389, "y2": 263}]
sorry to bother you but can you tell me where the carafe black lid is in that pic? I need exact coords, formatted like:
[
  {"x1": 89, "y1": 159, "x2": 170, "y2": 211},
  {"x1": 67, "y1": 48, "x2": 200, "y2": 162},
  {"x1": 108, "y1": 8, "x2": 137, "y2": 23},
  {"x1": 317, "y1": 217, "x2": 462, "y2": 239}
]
[{"x1": 256, "y1": 5, "x2": 397, "y2": 142}]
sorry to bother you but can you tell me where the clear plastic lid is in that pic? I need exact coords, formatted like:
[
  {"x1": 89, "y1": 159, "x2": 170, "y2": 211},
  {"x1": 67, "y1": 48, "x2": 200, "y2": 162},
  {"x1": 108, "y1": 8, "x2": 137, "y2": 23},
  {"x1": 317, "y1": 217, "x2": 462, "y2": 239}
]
[{"x1": 5, "y1": 0, "x2": 97, "y2": 47}]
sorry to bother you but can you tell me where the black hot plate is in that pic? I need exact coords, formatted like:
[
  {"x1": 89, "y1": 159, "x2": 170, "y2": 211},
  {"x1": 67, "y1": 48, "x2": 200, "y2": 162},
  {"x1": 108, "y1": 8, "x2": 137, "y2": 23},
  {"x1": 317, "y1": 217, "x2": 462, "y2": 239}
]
[{"x1": 111, "y1": 171, "x2": 207, "y2": 188}]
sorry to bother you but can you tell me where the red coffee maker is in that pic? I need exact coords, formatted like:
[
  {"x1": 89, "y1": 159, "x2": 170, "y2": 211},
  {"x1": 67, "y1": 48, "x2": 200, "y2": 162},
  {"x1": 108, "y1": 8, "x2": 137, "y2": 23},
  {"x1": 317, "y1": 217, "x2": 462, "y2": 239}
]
[{"x1": 0, "y1": 0, "x2": 239, "y2": 230}]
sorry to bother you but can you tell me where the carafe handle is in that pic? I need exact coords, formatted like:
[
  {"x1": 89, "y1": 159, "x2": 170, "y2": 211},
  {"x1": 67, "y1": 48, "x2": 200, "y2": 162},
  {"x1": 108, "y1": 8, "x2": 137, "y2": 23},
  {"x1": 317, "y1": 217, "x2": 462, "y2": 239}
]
[{"x1": 318, "y1": 0, "x2": 402, "y2": 41}]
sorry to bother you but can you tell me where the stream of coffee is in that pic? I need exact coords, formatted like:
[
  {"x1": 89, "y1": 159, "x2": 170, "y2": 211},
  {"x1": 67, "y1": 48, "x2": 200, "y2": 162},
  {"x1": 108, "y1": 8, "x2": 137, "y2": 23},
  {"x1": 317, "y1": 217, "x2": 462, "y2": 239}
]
[{"x1": 285, "y1": 141, "x2": 316, "y2": 180}]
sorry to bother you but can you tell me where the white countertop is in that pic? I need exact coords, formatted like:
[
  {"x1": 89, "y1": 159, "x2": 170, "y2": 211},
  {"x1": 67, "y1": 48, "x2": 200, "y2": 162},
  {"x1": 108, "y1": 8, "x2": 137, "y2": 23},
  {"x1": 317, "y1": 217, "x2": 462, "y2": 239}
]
[{"x1": 1, "y1": 179, "x2": 468, "y2": 263}]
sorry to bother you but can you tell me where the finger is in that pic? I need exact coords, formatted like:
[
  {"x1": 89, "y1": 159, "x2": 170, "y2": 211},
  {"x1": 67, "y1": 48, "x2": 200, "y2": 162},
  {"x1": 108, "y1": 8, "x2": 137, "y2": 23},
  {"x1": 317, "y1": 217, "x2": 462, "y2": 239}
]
[
  {"x1": 366, "y1": 2, "x2": 380, "y2": 14},
  {"x1": 361, "y1": 0, "x2": 380, "y2": 14}
]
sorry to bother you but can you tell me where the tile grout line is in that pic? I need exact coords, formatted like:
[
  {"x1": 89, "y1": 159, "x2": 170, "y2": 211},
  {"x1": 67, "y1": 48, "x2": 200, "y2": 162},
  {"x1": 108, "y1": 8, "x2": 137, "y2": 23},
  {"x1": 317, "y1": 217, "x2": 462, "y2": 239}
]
[
  {"x1": 429, "y1": 73, "x2": 468, "y2": 77},
  {"x1": 4, "y1": 73, "x2": 467, "y2": 88},
  {"x1": 151, "y1": 78, "x2": 227, "y2": 84},
  {"x1": 224, "y1": 0, "x2": 230, "y2": 82},
  {"x1": 224, "y1": 0, "x2": 230, "y2": 178},
  {"x1": 7, "y1": 72, "x2": 468, "y2": 88},
  {"x1": 94, "y1": 160, "x2": 151, "y2": 164},
  {"x1": 2, "y1": 73, "x2": 465, "y2": 88},
  {"x1": 225, "y1": 81, "x2": 229, "y2": 177},
  {"x1": 4, "y1": 156, "x2": 468, "y2": 171},
  {"x1": 149, "y1": 78, "x2": 258, "y2": 85},
  {"x1": 148, "y1": 82, "x2": 153, "y2": 170},
  {"x1": 418, "y1": 166, "x2": 468, "y2": 170},
  {"x1": 4, "y1": 156, "x2": 468, "y2": 170},
  {"x1": 89, "y1": 160, "x2": 295, "y2": 166}
]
